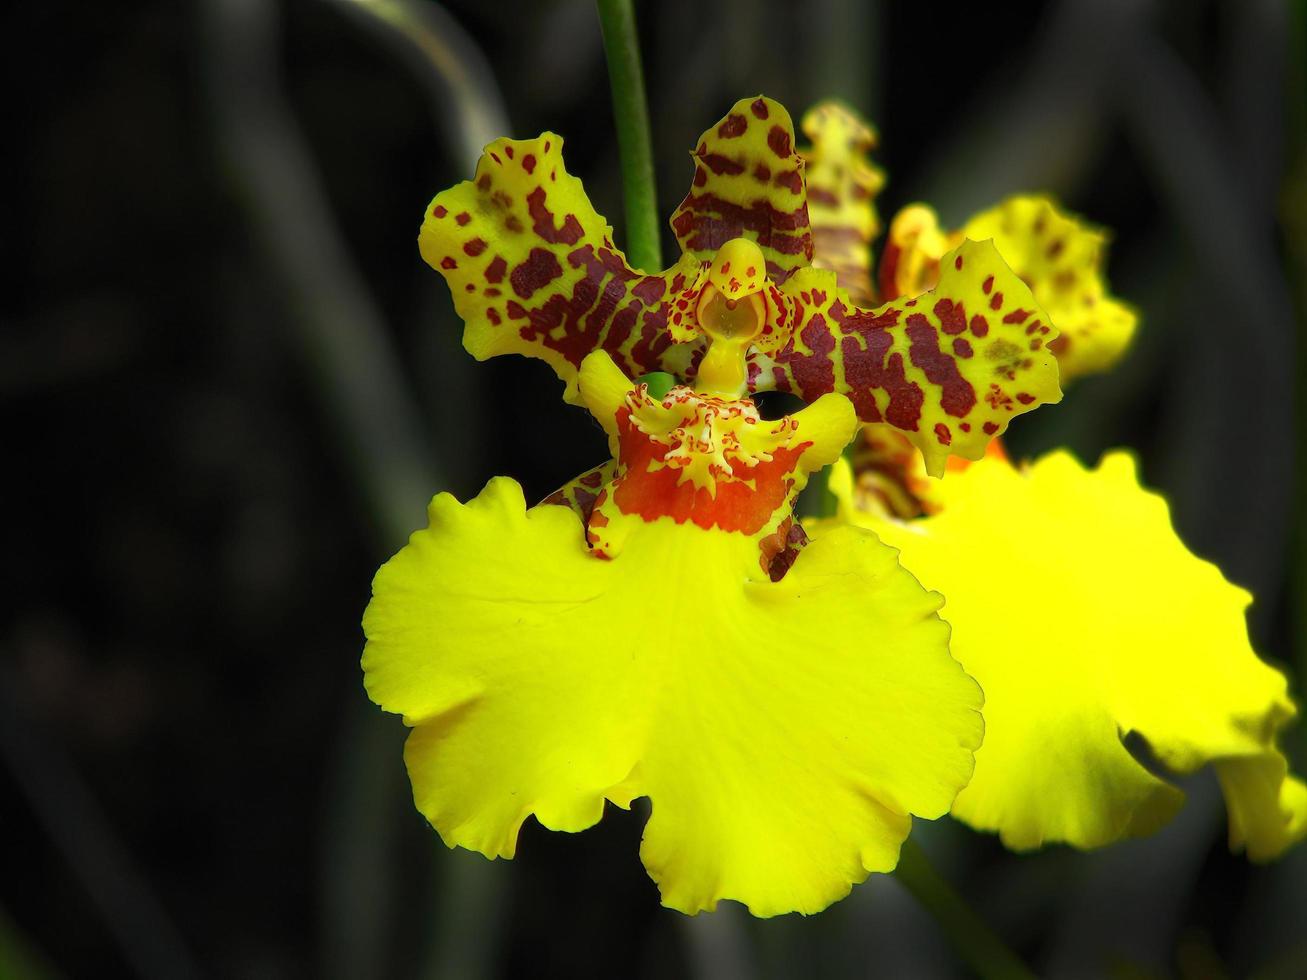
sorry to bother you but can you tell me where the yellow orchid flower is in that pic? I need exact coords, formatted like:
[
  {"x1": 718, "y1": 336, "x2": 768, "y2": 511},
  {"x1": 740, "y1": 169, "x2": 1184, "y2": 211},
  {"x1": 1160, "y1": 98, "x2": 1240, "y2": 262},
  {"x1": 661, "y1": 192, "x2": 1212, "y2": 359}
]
[
  {"x1": 363, "y1": 349, "x2": 984, "y2": 916},
  {"x1": 801, "y1": 100, "x2": 1307, "y2": 859},
  {"x1": 359, "y1": 96, "x2": 1087, "y2": 917},
  {"x1": 417, "y1": 96, "x2": 1062, "y2": 476}
]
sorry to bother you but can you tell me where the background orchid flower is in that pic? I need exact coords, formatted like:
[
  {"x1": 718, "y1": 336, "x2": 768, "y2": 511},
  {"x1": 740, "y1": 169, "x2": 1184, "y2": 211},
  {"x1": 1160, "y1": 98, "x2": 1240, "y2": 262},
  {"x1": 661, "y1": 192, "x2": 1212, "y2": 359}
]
[
  {"x1": 416, "y1": 96, "x2": 1063, "y2": 475},
  {"x1": 800, "y1": 100, "x2": 1307, "y2": 860}
]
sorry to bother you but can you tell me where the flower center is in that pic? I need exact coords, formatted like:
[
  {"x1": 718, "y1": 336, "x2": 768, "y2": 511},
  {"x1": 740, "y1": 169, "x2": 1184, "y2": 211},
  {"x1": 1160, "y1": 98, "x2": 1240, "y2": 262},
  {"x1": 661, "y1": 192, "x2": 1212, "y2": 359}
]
[{"x1": 693, "y1": 239, "x2": 769, "y2": 398}]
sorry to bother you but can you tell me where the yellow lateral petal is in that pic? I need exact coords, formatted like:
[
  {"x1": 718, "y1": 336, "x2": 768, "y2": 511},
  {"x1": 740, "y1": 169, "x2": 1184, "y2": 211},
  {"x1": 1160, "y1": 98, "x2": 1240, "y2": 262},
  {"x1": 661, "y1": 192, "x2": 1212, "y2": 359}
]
[
  {"x1": 752, "y1": 239, "x2": 1063, "y2": 476},
  {"x1": 419, "y1": 134, "x2": 703, "y2": 402},
  {"x1": 851, "y1": 450, "x2": 1305, "y2": 855}
]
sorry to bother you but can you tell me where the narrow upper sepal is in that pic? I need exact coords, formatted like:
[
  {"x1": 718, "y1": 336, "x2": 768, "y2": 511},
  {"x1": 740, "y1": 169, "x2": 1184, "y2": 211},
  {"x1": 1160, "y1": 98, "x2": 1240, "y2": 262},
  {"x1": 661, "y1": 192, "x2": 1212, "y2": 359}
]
[
  {"x1": 419, "y1": 133, "x2": 702, "y2": 402},
  {"x1": 801, "y1": 102, "x2": 885, "y2": 306},
  {"x1": 670, "y1": 96, "x2": 814, "y2": 283}
]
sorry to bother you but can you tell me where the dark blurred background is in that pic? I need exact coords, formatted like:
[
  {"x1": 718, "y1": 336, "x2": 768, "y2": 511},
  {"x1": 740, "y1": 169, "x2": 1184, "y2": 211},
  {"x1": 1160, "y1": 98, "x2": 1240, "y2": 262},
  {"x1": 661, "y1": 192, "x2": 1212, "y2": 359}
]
[{"x1": 5, "y1": 0, "x2": 1305, "y2": 976}]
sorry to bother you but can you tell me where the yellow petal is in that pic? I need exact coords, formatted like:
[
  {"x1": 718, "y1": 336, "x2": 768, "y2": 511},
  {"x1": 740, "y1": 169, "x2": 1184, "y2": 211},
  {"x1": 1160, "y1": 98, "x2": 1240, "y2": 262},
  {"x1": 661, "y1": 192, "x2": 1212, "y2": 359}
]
[
  {"x1": 961, "y1": 196, "x2": 1136, "y2": 382},
  {"x1": 362, "y1": 478, "x2": 983, "y2": 917},
  {"x1": 752, "y1": 239, "x2": 1064, "y2": 477},
  {"x1": 878, "y1": 204, "x2": 957, "y2": 303},
  {"x1": 670, "y1": 97, "x2": 814, "y2": 282},
  {"x1": 801, "y1": 101, "x2": 885, "y2": 306},
  {"x1": 849, "y1": 450, "x2": 1306, "y2": 856},
  {"x1": 419, "y1": 134, "x2": 704, "y2": 402}
]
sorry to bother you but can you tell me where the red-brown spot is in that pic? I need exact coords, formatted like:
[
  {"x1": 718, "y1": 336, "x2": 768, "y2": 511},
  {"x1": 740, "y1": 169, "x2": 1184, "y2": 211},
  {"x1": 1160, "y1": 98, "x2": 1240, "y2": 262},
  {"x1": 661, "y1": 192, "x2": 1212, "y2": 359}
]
[
  {"x1": 745, "y1": 266, "x2": 756, "y2": 277},
  {"x1": 504, "y1": 145, "x2": 514, "y2": 159},
  {"x1": 485, "y1": 256, "x2": 507, "y2": 283},
  {"x1": 906, "y1": 313, "x2": 976, "y2": 416},
  {"x1": 774, "y1": 170, "x2": 803, "y2": 194},
  {"x1": 454, "y1": 212, "x2": 471, "y2": 226},
  {"x1": 527, "y1": 186, "x2": 584, "y2": 245},
  {"x1": 510, "y1": 247, "x2": 563, "y2": 299},
  {"x1": 982, "y1": 275, "x2": 994, "y2": 294},
  {"x1": 702, "y1": 153, "x2": 746, "y2": 176},
  {"x1": 440, "y1": 256, "x2": 457, "y2": 270},
  {"x1": 1016, "y1": 392, "x2": 1036, "y2": 405},
  {"x1": 753, "y1": 163, "x2": 771, "y2": 182},
  {"x1": 990, "y1": 291, "x2": 1004, "y2": 310},
  {"x1": 953, "y1": 337, "x2": 974, "y2": 358},
  {"x1": 522, "y1": 154, "x2": 537, "y2": 174},
  {"x1": 934, "y1": 298, "x2": 967, "y2": 335},
  {"x1": 463, "y1": 238, "x2": 487, "y2": 256},
  {"x1": 934, "y1": 422, "x2": 952, "y2": 445},
  {"x1": 970, "y1": 314, "x2": 989, "y2": 337},
  {"x1": 431, "y1": 205, "x2": 448, "y2": 218},
  {"x1": 983, "y1": 421, "x2": 999, "y2": 435},
  {"x1": 767, "y1": 126, "x2": 792, "y2": 158},
  {"x1": 718, "y1": 114, "x2": 748, "y2": 138},
  {"x1": 750, "y1": 98, "x2": 770, "y2": 120},
  {"x1": 1004, "y1": 308, "x2": 1031, "y2": 324},
  {"x1": 954, "y1": 255, "x2": 963, "y2": 270},
  {"x1": 490, "y1": 152, "x2": 502, "y2": 165},
  {"x1": 486, "y1": 308, "x2": 501, "y2": 325}
]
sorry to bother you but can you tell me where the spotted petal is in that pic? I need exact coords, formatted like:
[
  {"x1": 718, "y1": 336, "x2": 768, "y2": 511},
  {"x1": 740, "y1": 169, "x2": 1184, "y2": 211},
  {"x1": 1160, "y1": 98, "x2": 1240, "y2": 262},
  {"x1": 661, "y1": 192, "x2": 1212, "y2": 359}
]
[
  {"x1": 419, "y1": 134, "x2": 704, "y2": 401},
  {"x1": 879, "y1": 197, "x2": 1137, "y2": 383},
  {"x1": 961, "y1": 196, "x2": 1137, "y2": 382},
  {"x1": 835, "y1": 450, "x2": 1307, "y2": 857},
  {"x1": 752, "y1": 239, "x2": 1064, "y2": 477},
  {"x1": 670, "y1": 96, "x2": 814, "y2": 282},
  {"x1": 801, "y1": 101, "x2": 885, "y2": 305}
]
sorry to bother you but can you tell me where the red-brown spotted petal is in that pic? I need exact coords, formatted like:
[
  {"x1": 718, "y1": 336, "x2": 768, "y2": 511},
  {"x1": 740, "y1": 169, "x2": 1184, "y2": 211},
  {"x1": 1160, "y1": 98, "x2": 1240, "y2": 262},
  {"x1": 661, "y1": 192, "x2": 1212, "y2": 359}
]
[
  {"x1": 800, "y1": 102, "x2": 886, "y2": 306},
  {"x1": 419, "y1": 133, "x2": 703, "y2": 403},
  {"x1": 752, "y1": 239, "x2": 1064, "y2": 477},
  {"x1": 670, "y1": 96, "x2": 814, "y2": 283},
  {"x1": 540, "y1": 461, "x2": 616, "y2": 525}
]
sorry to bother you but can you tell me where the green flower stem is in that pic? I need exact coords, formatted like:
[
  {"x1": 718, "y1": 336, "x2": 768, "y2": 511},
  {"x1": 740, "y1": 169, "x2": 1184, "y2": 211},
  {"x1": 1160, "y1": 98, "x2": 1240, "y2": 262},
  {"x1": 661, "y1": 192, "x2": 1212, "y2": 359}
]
[
  {"x1": 595, "y1": 0, "x2": 662, "y2": 272},
  {"x1": 895, "y1": 840, "x2": 1037, "y2": 980}
]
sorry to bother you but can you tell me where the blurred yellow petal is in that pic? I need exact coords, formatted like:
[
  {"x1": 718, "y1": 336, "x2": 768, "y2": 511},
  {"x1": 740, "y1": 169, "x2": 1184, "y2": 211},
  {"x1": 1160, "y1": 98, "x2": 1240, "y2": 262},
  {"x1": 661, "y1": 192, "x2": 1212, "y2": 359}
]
[
  {"x1": 841, "y1": 450, "x2": 1306, "y2": 856},
  {"x1": 801, "y1": 101, "x2": 885, "y2": 305},
  {"x1": 419, "y1": 133, "x2": 704, "y2": 401},
  {"x1": 362, "y1": 353, "x2": 985, "y2": 917},
  {"x1": 962, "y1": 196, "x2": 1137, "y2": 382},
  {"x1": 878, "y1": 204, "x2": 958, "y2": 303}
]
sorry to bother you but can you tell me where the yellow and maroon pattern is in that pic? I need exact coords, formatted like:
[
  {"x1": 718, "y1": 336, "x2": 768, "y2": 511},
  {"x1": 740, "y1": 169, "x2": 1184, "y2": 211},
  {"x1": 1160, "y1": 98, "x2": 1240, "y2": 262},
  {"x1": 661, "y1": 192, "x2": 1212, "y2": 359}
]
[
  {"x1": 540, "y1": 461, "x2": 616, "y2": 526},
  {"x1": 800, "y1": 102, "x2": 885, "y2": 306},
  {"x1": 419, "y1": 133, "x2": 705, "y2": 403},
  {"x1": 670, "y1": 97, "x2": 814, "y2": 283},
  {"x1": 877, "y1": 197, "x2": 1136, "y2": 383},
  {"x1": 961, "y1": 196, "x2": 1136, "y2": 382},
  {"x1": 750, "y1": 239, "x2": 1063, "y2": 477}
]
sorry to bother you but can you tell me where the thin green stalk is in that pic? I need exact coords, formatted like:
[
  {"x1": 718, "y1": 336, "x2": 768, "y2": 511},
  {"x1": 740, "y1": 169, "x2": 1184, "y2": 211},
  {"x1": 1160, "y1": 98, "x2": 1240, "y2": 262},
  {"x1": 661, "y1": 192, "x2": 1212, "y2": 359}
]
[
  {"x1": 595, "y1": 0, "x2": 662, "y2": 272},
  {"x1": 895, "y1": 839, "x2": 1036, "y2": 980}
]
